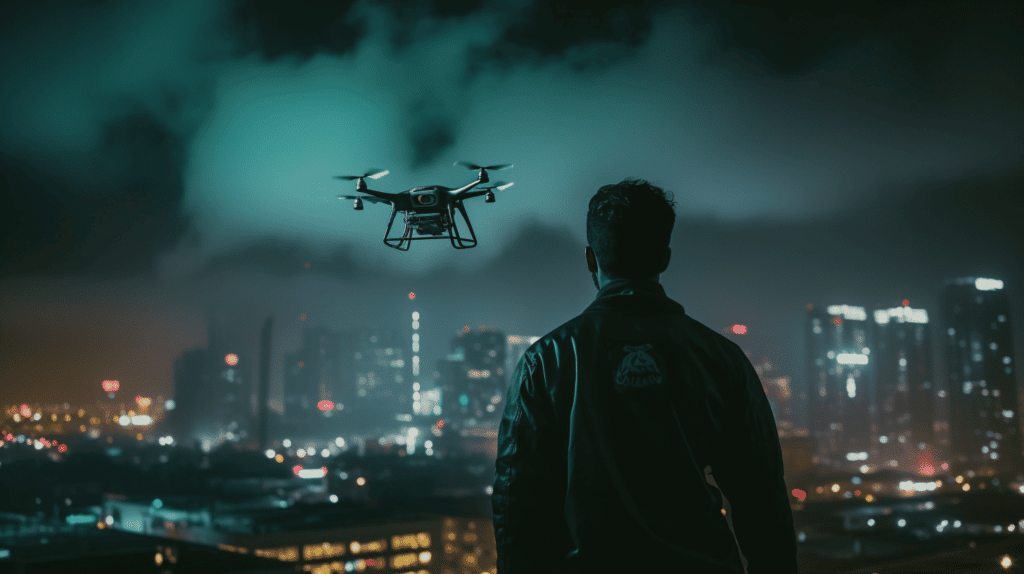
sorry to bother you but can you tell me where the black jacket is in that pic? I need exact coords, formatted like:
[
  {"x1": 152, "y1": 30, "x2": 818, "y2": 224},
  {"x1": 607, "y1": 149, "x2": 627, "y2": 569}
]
[{"x1": 493, "y1": 278, "x2": 797, "y2": 573}]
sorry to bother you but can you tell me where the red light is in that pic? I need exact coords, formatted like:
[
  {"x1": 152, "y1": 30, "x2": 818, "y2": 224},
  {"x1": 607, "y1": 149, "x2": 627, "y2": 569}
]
[
  {"x1": 436, "y1": 420, "x2": 445, "y2": 428},
  {"x1": 408, "y1": 292, "x2": 416, "y2": 300},
  {"x1": 730, "y1": 324, "x2": 748, "y2": 335},
  {"x1": 792, "y1": 488, "x2": 806, "y2": 501},
  {"x1": 462, "y1": 325, "x2": 470, "y2": 333},
  {"x1": 293, "y1": 465, "x2": 302, "y2": 476},
  {"x1": 854, "y1": 490, "x2": 861, "y2": 496},
  {"x1": 224, "y1": 354, "x2": 239, "y2": 366},
  {"x1": 101, "y1": 380, "x2": 120, "y2": 393},
  {"x1": 902, "y1": 299, "x2": 909, "y2": 306},
  {"x1": 298, "y1": 360, "x2": 305, "y2": 368},
  {"x1": 832, "y1": 317, "x2": 843, "y2": 325},
  {"x1": 58, "y1": 444, "x2": 67, "y2": 453},
  {"x1": 19, "y1": 404, "x2": 31, "y2": 418},
  {"x1": 317, "y1": 400, "x2": 334, "y2": 411},
  {"x1": 321, "y1": 466, "x2": 327, "y2": 473}
]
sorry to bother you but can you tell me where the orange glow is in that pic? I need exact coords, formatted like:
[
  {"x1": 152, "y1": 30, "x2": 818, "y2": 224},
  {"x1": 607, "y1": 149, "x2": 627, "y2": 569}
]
[
  {"x1": 224, "y1": 354, "x2": 239, "y2": 366},
  {"x1": 730, "y1": 324, "x2": 748, "y2": 335},
  {"x1": 317, "y1": 400, "x2": 334, "y2": 411},
  {"x1": 101, "y1": 380, "x2": 119, "y2": 393},
  {"x1": 408, "y1": 292, "x2": 416, "y2": 300},
  {"x1": 19, "y1": 404, "x2": 31, "y2": 418},
  {"x1": 274, "y1": 454, "x2": 284, "y2": 463}
]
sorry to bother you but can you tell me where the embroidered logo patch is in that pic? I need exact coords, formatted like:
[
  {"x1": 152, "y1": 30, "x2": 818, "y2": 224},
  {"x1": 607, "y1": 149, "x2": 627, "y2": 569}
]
[{"x1": 615, "y1": 344, "x2": 663, "y2": 388}]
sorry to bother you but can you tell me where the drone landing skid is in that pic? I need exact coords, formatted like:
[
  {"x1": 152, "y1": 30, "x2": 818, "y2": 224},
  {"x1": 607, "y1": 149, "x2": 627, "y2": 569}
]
[{"x1": 381, "y1": 204, "x2": 478, "y2": 250}]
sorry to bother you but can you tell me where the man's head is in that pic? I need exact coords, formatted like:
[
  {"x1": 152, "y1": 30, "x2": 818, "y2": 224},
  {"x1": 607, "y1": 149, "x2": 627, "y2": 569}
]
[{"x1": 586, "y1": 178, "x2": 675, "y2": 286}]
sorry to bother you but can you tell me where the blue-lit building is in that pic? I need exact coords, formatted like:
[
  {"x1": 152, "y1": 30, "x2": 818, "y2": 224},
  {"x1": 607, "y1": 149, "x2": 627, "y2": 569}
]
[
  {"x1": 806, "y1": 304, "x2": 876, "y2": 470},
  {"x1": 940, "y1": 277, "x2": 1020, "y2": 471},
  {"x1": 441, "y1": 328, "x2": 507, "y2": 429},
  {"x1": 873, "y1": 304, "x2": 937, "y2": 473}
]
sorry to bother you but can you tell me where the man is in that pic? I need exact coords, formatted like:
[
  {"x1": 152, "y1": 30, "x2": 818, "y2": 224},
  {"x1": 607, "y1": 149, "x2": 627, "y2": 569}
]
[{"x1": 493, "y1": 178, "x2": 797, "y2": 573}]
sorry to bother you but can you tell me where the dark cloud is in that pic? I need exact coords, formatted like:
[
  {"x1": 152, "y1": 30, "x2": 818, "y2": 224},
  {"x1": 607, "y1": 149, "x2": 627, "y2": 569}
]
[
  {"x1": 406, "y1": 99, "x2": 458, "y2": 168},
  {"x1": 228, "y1": 0, "x2": 366, "y2": 61},
  {"x1": 689, "y1": 0, "x2": 1023, "y2": 76},
  {"x1": 198, "y1": 238, "x2": 364, "y2": 280},
  {"x1": 470, "y1": 0, "x2": 665, "y2": 72},
  {"x1": 1, "y1": 112, "x2": 190, "y2": 276}
]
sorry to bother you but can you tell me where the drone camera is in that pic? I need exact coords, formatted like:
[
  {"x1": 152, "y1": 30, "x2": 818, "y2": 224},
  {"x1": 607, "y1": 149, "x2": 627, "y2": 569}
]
[
  {"x1": 485, "y1": 191, "x2": 496, "y2": 203},
  {"x1": 413, "y1": 192, "x2": 438, "y2": 206},
  {"x1": 353, "y1": 198, "x2": 363, "y2": 210}
]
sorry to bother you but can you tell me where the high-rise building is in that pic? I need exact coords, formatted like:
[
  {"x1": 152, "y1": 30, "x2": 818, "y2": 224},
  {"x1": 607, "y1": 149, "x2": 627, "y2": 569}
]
[
  {"x1": 283, "y1": 325, "x2": 348, "y2": 435},
  {"x1": 342, "y1": 330, "x2": 411, "y2": 430},
  {"x1": 806, "y1": 304, "x2": 876, "y2": 469},
  {"x1": 940, "y1": 277, "x2": 1020, "y2": 470},
  {"x1": 873, "y1": 304, "x2": 937, "y2": 474},
  {"x1": 170, "y1": 346, "x2": 251, "y2": 451},
  {"x1": 442, "y1": 327, "x2": 507, "y2": 428}
]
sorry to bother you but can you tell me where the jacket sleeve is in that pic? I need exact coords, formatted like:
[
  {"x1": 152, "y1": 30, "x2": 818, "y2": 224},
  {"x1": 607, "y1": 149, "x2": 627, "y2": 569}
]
[
  {"x1": 493, "y1": 351, "x2": 570, "y2": 573},
  {"x1": 710, "y1": 346, "x2": 798, "y2": 573}
]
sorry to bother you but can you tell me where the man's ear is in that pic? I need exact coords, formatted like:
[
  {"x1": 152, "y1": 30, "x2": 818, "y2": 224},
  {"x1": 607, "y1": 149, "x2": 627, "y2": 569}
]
[
  {"x1": 585, "y1": 246, "x2": 598, "y2": 273},
  {"x1": 657, "y1": 247, "x2": 671, "y2": 273}
]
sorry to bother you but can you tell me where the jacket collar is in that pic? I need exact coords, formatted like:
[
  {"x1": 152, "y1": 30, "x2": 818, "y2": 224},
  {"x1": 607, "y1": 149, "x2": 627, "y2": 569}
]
[{"x1": 585, "y1": 278, "x2": 685, "y2": 315}]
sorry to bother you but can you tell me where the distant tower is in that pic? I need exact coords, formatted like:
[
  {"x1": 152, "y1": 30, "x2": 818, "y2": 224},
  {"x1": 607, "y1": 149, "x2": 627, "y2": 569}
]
[
  {"x1": 442, "y1": 327, "x2": 507, "y2": 428},
  {"x1": 806, "y1": 304, "x2": 875, "y2": 470},
  {"x1": 873, "y1": 304, "x2": 936, "y2": 474},
  {"x1": 283, "y1": 325, "x2": 346, "y2": 435},
  {"x1": 940, "y1": 277, "x2": 1020, "y2": 471},
  {"x1": 171, "y1": 346, "x2": 250, "y2": 451}
]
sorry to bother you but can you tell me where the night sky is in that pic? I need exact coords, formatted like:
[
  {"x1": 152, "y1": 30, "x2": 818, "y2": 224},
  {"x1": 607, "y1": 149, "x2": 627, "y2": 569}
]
[{"x1": 2, "y1": 0, "x2": 1021, "y2": 411}]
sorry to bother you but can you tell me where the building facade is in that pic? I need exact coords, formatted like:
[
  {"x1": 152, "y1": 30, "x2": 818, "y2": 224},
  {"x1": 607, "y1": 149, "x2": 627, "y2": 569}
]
[
  {"x1": 940, "y1": 277, "x2": 1020, "y2": 470},
  {"x1": 806, "y1": 304, "x2": 876, "y2": 470},
  {"x1": 873, "y1": 304, "x2": 937, "y2": 474}
]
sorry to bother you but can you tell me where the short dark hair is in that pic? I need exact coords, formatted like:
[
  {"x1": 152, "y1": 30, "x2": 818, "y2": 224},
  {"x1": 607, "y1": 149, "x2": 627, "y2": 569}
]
[{"x1": 586, "y1": 178, "x2": 676, "y2": 278}]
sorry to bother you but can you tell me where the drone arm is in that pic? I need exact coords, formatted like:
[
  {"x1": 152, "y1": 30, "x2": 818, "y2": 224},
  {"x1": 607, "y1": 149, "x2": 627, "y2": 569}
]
[
  {"x1": 448, "y1": 178, "x2": 483, "y2": 198},
  {"x1": 359, "y1": 188, "x2": 400, "y2": 203}
]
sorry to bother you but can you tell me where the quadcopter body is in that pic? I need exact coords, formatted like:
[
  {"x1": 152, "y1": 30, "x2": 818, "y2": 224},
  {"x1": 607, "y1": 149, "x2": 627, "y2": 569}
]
[{"x1": 336, "y1": 162, "x2": 513, "y2": 250}]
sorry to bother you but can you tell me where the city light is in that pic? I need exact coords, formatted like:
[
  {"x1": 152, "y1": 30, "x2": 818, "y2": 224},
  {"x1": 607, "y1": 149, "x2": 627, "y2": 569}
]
[
  {"x1": 836, "y1": 353, "x2": 869, "y2": 365},
  {"x1": 224, "y1": 353, "x2": 239, "y2": 366},
  {"x1": 408, "y1": 292, "x2": 416, "y2": 300},
  {"x1": 827, "y1": 305, "x2": 867, "y2": 320},
  {"x1": 317, "y1": 400, "x2": 334, "y2": 411},
  {"x1": 874, "y1": 307, "x2": 929, "y2": 324},
  {"x1": 730, "y1": 324, "x2": 748, "y2": 335},
  {"x1": 975, "y1": 278, "x2": 1004, "y2": 291}
]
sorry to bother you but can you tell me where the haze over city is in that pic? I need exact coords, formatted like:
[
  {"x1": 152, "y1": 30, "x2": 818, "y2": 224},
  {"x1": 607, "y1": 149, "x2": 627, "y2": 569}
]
[{"x1": 1, "y1": 2, "x2": 1022, "y2": 572}]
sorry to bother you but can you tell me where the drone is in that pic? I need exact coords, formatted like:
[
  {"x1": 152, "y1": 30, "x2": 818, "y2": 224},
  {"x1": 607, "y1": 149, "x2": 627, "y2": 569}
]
[{"x1": 335, "y1": 161, "x2": 514, "y2": 250}]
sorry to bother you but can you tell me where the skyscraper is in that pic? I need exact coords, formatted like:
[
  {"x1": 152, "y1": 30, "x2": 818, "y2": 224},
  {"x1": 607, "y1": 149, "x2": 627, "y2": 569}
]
[
  {"x1": 441, "y1": 327, "x2": 507, "y2": 428},
  {"x1": 170, "y1": 346, "x2": 251, "y2": 451},
  {"x1": 806, "y1": 304, "x2": 876, "y2": 469},
  {"x1": 342, "y1": 330, "x2": 411, "y2": 430},
  {"x1": 940, "y1": 277, "x2": 1020, "y2": 470},
  {"x1": 283, "y1": 325, "x2": 347, "y2": 435},
  {"x1": 873, "y1": 304, "x2": 936, "y2": 473}
]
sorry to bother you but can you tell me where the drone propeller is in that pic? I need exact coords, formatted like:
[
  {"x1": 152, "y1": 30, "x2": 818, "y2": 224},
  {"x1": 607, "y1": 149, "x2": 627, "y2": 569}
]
[
  {"x1": 487, "y1": 182, "x2": 514, "y2": 191},
  {"x1": 333, "y1": 169, "x2": 389, "y2": 181},
  {"x1": 453, "y1": 161, "x2": 513, "y2": 171}
]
